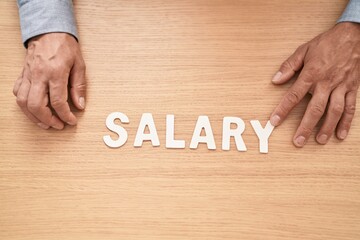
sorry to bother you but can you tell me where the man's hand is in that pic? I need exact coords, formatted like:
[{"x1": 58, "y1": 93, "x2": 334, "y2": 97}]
[
  {"x1": 270, "y1": 22, "x2": 360, "y2": 147},
  {"x1": 13, "y1": 33, "x2": 86, "y2": 130}
]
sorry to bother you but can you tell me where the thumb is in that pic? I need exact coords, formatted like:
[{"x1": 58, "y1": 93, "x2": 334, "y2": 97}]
[
  {"x1": 272, "y1": 43, "x2": 308, "y2": 85},
  {"x1": 70, "y1": 60, "x2": 87, "y2": 110}
]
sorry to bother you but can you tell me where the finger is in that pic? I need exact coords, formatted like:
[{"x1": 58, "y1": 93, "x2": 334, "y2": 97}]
[
  {"x1": 13, "y1": 76, "x2": 23, "y2": 96},
  {"x1": 272, "y1": 43, "x2": 308, "y2": 84},
  {"x1": 336, "y1": 90, "x2": 357, "y2": 140},
  {"x1": 270, "y1": 71, "x2": 312, "y2": 126},
  {"x1": 27, "y1": 81, "x2": 64, "y2": 130},
  {"x1": 293, "y1": 87, "x2": 330, "y2": 147},
  {"x1": 13, "y1": 69, "x2": 25, "y2": 96},
  {"x1": 316, "y1": 87, "x2": 345, "y2": 144},
  {"x1": 49, "y1": 75, "x2": 77, "y2": 125},
  {"x1": 16, "y1": 78, "x2": 48, "y2": 129},
  {"x1": 70, "y1": 60, "x2": 86, "y2": 110}
]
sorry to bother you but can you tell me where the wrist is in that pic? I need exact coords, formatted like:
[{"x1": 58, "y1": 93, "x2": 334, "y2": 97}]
[{"x1": 336, "y1": 21, "x2": 360, "y2": 32}]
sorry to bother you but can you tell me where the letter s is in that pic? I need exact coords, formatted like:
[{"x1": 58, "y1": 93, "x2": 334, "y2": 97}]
[{"x1": 103, "y1": 112, "x2": 129, "y2": 148}]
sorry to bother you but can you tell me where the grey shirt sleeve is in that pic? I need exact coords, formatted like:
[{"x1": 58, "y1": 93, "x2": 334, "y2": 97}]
[
  {"x1": 338, "y1": 0, "x2": 360, "y2": 24},
  {"x1": 17, "y1": 0, "x2": 78, "y2": 47}
]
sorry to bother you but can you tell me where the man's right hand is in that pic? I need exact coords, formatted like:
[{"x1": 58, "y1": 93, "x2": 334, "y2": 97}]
[{"x1": 13, "y1": 33, "x2": 86, "y2": 130}]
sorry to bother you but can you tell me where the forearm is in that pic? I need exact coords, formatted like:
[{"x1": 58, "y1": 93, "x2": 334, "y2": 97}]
[
  {"x1": 17, "y1": 0, "x2": 78, "y2": 47},
  {"x1": 338, "y1": 0, "x2": 360, "y2": 24}
]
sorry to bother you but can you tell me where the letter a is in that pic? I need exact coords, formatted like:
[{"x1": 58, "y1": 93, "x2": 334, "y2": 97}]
[
  {"x1": 134, "y1": 113, "x2": 160, "y2": 147},
  {"x1": 190, "y1": 116, "x2": 216, "y2": 150}
]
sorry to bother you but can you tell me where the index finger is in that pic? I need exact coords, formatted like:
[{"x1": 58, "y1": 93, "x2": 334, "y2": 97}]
[
  {"x1": 49, "y1": 76, "x2": 77, "y2": 125},
  {"x1": 270, "y1": 71, "x2": 312, "y2": 126}
]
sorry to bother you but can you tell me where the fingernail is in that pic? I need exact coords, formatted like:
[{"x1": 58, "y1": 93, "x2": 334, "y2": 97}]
[
  {"x1": 339, "y1": 130, "x2": 347, "y2": 140},
  {"x1": 79, "y1": 97, "x2": 85, "y2": 109},
  {"x1": 67, "y1": 121, "x2": 77, "y2": 126},
  {"x1": 294, "y1": 136, "x2": 306, "y2": 147},
  {"x1": 37, "y1": 123, "x2": 49, "y2": 130},
  {"x1": 272, "y1": 71, "x2": 282, "y2": 83},
  {"x1": 270, "y1": 115, "x2": 281, "y2": 126},
  {"x1": 317, "y1": 134, "x2": 328, "y2": 144},
  {"x1": 52, "y1": 124, "x2": 64, "y2": 130}
]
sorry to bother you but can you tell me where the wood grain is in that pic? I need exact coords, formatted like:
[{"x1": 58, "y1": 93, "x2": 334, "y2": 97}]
[{"x1": 0, "y1": 0, "x2": 359, "y2": 239}]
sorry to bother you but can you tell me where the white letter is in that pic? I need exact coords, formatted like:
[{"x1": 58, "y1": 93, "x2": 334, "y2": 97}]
[
  {"x1": 134, "y1": 113, "x2": 160, "y2": 147},
  {"x1": 250, "y1": 120, "x2": 274, "y2": 153},
  {"x1": 166, "y1": 115, "x2": 185, "y2": 149},
  {"x1": 222, "y1": 117, "x2": 247, "y2": 151},
  {"x1": 103, "y1": 112, "x2": 129, "y2": 148},
  {"x1": 190, "y1": 116, "x2": 216, "y2": 150}
]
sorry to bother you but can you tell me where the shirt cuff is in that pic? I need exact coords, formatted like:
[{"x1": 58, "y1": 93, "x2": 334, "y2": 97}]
[
  {"x1": 337, "y1": 0, "x2": 360, "y2": 24},
  {"x1": 17, "y1": 0, "x2": 78, "y2": 47}
]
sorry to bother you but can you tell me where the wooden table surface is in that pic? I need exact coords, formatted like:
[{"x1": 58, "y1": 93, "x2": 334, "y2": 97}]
[{"x1": 1, "y1": 1, "x2": 359, "y2": 239}]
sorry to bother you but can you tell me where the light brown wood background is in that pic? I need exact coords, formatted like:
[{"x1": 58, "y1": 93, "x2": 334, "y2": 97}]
[{"x1": 0, "y1": 0, "x2": 359, "y2": 239}]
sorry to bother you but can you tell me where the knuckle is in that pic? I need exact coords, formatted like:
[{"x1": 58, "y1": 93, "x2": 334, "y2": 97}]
[
  {"x1": 32, "y1": 66, "x2": 44, "y2": 76},
  {"x1": 27, "y1": 101, "x2": 41, "y2": 113},
  {"x1": 276, "y1": 104, "x2": 288, "y2": 117},
  {"x1": 300, "y1": 70, "x2": 317, "y2": 84},
  {"x1": 350, "y1": 78, "x2": 359, "y2": 89},
  {"x1": 31, "y1": 59, "x2": 46, "y2": 75},
  {"x1": 298, "y1": 125, "x2": 313, "y2": 137},
  {"x1": 52, "y1": 61, "x2": 68, "y2": 73},
  {"x1": 280, "y1": 61, "x2": 288, "y2": 70},
  {"x1": 330, "y1": 103, "x2": 344, "y2": 115},
  {"x1": 344, "y1": 104, "x2": 356, "y2": 115},
  {"x1": 74, "y1": 83, "x2": 86, "y2": 92},
  {"x1": 16, "y1": 97, "x2": 27, "y2": 107},
  {"x1": 281, "y1": 59, "x2": 293, "y2": 71},
  {"x1": 51, "y1": 97, "x2": 66, "y2": 109},
  {"x1": 285, "y1": 90, "x2": 301, "y2": 105},
  {"x1": 328, "y1": 69, "x2": 343, "y2": 82},
  {"x1": 309, "y1": 104, "x2": 325, "y2": 117}
]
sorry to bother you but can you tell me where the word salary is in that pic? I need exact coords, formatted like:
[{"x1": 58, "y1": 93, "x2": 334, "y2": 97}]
[{"x1": 103, "y1": 112, "x2": 275, "y2": 153}]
